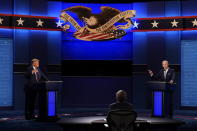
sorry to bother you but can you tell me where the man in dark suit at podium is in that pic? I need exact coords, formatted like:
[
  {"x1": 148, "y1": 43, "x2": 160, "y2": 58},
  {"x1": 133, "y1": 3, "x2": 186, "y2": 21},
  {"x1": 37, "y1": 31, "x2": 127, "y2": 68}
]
[
  {"x1": 109, "y1": 90, "x2": 133, "y2": 111},
  {"x1": 148, "y1": 60, "x2": 175, "y2": 118},
  {"x1": 24, "y1": 58, "x2": 48, "y2": 120},
  {"x1": 148, "y1": 60, "x2": 175, "y2": 84}
]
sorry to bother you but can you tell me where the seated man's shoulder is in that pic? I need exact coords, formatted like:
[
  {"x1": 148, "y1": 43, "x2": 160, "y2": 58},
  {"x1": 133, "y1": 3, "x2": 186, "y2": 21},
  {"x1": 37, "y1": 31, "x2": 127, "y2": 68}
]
[
  {"x1": 126, "y1": 102, "x2": 133, "y2": 106},
  {"x1": 109, "y1": 102, "x2": 133, "y2": 110},
  {"x1": 109, "y1": 102, "x2": 117, "y2": 108},
  {"x1": 124, "y1": 102, "x2": 133, "y2": 108}
]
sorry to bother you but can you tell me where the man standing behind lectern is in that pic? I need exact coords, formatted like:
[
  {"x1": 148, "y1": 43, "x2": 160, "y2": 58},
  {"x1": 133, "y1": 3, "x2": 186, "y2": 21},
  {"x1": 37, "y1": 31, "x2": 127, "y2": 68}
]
[
  {"x1": 148, "y1": 60, "x2": 175, "y2": 83},
  {"x1": 148, "y1": 60, "x2": 175, "y2": 118},
  {"x1": 24, "y1": 58, "x2": 48, "y2": 120}
]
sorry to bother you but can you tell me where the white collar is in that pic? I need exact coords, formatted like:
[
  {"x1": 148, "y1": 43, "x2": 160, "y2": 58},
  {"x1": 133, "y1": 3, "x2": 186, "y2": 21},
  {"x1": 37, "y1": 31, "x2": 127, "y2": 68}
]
[
  {"x1": 164, "y1": 68, "x2": 169, "y2": 72},
  {"x1": 33, "y1": 66, "x2": 38, "y2": 70}
]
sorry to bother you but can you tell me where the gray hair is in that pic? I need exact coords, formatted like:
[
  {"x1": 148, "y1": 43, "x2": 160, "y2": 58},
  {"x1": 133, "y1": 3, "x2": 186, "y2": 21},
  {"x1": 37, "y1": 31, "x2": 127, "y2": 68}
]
[{"x1": 162, "y1": 60, "x2": 169, "y2": 64}]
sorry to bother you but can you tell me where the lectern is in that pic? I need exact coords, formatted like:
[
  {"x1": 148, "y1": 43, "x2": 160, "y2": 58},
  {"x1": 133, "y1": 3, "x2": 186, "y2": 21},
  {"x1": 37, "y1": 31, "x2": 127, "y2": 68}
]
[
  {"x1": 37, "y1": 81, "x2": 63, "y2": 121},
  {"x1": 147, "y1": 81, "x2": 176, "y2": 117}
]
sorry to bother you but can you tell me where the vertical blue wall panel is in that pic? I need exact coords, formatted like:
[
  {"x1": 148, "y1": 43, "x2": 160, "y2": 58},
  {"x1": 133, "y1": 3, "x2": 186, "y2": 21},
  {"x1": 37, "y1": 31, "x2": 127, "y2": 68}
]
[
  {"x1": 181, "y1": 0, "x2": 197, "y2": 107},
  {"x1": 13, "y1": 30, "x2": 30, "y2": 63},
  {"x1": 181, "y1": 0, "x2": 197, "y2": 16},
  {"x1": 0, "y1": 39, "x2": 13, "y2": 106},
  {"x1": 147, "y1": 1, "x2": 165, "y2": 17},
  {"x1": 0, "y1": 0, "x2": 13, "y2": 14},
  {"x1": 30, "y1": 0, "x2": 47, "y2": 16},
  {"x1": 13, "y1": 0, "x2": 30, "y2": 63},
  {"x1": 132, "y1": 3, "x2": 147, "y2": 64},
  {"x1": 165, "y1": 0, "x2": 181, "y2": 17},
  {"x1": 132, "y1": 32, "x2": 147, "y2": 64},
  {"x1": 181, "y1": 40, "x2": 197, "y2": 106},
  {"x1": 14, "y1": 0, "x2": 30, "y2": 15},
  {"x1": 164, "y1": 31, "x2": 181, "y2": 64},
  {"x1": 47, "y1": 1, "x2": 62, "y2": 64}
]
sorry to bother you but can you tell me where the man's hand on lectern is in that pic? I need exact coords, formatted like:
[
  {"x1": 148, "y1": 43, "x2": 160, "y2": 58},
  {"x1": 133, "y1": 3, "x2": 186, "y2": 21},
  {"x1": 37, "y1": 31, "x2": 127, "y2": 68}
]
[
  {"x1": 32, "y1": 69, "x2": 38, "y2": 74},
  {"x1": 148, "y1": 70, "x2": 154, "y2": 77}
]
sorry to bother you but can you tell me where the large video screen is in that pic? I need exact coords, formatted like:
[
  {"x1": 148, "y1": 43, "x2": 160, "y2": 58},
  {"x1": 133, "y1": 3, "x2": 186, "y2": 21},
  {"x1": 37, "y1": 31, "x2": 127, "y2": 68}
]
[{"x1": 62, "y1": 3, "x2": 132, "y2": 60}]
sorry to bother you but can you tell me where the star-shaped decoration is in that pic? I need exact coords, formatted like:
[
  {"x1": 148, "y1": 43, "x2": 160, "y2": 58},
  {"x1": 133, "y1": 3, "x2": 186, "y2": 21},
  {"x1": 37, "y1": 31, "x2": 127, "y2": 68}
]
[
  {"x1": 56, "y1": 20, "x2": 63, "y2": 27},
  {"x1": 36, "y1": 19, "x2": 44, "y2": 27},
  {"x1": 17, "y1": 18, "x2": 24, "y2": 26},
  {"x1": 192, "y1": 19, "x2": 197, "y2": 27},
  {"x1": 151, "y1": 20, "x2": 159, "y2": 28},
  {"x1": 171, "y1": 19, "x2": 179, "y2": 27},
  {"x1": 0, "y1": 17, "x2": 4, "y2": 24},
  {"x1": 133, "y1": 21, "x2": 139, "y2": 28}
]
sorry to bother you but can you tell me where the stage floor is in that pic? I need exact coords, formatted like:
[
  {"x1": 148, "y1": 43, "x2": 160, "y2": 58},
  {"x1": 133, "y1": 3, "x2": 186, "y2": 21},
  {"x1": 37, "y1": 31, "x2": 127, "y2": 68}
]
[
  {"x1": 0, "y1": 108, "x2": 197, "y2": 131},
  {"x1": 57, "y1": 116, "x2": 185, "y2": 131}
]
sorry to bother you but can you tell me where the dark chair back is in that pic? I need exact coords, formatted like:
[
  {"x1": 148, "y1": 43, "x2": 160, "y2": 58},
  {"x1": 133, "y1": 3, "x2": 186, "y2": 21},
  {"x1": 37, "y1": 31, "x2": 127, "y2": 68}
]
[{"x1": 107, "y1": 110, "x2": 137, "y2": 131}]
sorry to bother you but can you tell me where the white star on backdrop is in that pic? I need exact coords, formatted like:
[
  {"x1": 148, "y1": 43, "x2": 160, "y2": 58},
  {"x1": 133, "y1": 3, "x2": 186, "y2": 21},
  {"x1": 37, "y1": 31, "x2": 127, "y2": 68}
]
[
  {"x1": 0, "y1": 17, "x2": 4, "y2": 24},
  {"x1": 151, "y1": 20, "x2": 159, "y2": 28},
  {"x1": 192, "y1": 19, "x2": 197, "y2": 27},
  {"x1": 171, "y1": 19, "x2": 179, "y2": 27},
  {"x1": 56, "y1": 20, "x2": 63, "y2": 27},
  {"x1": 17, "y1": 18, "x2": 24, "y2": 26},
  {"x1": 133, "y1": 21, "x2": 139, "y2": 28},
  {"x1": 36, "y1": 19, "x2": 44, "y2": 27}
]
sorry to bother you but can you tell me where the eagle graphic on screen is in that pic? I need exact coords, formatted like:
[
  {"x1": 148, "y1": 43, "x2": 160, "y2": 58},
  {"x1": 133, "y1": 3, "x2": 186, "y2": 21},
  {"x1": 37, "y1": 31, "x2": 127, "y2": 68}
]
[{"x1": 60, "y1": 6, "x2": 136, "y2": 41}]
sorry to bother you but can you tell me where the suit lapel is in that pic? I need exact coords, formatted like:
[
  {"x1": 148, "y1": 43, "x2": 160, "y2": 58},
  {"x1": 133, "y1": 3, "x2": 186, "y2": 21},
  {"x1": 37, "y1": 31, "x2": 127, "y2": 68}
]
[{"x1": 160, "y1": 69, "x2": 164, "y2": 80}]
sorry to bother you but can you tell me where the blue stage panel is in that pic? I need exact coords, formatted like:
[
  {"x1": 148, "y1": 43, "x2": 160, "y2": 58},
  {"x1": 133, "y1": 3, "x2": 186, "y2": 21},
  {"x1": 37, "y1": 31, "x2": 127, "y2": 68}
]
[
  {"x1": 0, "y1": 38, "x2": 13, "y2": 106},
  {"x1": 62, "y1": 40, "x2": 132, "y2": 60},
  {"x1": 181, "y1": 40, "x2": 197, "y2": 106},
  {"x1": 48, "y1": 91, "x2": 56, "y2": 116},
  {"x1": 153, "y1": 91, "x2": 162, "y2": 116}
]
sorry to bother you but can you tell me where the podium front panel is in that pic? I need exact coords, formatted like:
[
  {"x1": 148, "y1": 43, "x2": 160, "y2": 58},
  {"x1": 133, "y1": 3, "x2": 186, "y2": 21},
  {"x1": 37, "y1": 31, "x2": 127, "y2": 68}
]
[
  {"x1": 153, "y1": 91, "x2": 163, "y2": 117},
  {"x1": 48, "y1": 91, "x2": 56, "y2": 117}
]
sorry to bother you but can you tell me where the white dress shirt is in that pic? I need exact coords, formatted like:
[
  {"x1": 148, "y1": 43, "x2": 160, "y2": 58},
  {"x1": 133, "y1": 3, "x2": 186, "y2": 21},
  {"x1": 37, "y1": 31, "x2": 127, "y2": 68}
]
[{"x1": 164, "y1": 68, "x2": 169, "y2": 80}]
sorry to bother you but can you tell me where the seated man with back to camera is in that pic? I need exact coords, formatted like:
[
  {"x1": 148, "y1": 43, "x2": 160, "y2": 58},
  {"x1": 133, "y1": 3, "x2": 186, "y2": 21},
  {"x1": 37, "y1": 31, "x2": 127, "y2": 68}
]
[
  {"x1": 109, "y1": 90, "x2": 133, "y2": 111},
  {"x1": 106, "y1": 90, "x2": 136, "y2": 131}
]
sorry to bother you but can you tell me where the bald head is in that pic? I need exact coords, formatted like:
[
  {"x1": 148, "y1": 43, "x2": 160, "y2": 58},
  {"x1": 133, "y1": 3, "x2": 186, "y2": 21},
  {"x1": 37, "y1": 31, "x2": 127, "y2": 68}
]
[{"x1": 162, "y1": 60, "x2": 169, "y2": 70}]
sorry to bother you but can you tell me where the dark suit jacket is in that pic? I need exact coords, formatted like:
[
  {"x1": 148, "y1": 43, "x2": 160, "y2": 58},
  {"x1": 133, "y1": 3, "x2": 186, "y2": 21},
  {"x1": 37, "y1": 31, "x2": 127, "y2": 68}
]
[
  {"x1": 24, "y1": 66, "x2": 48, "y2": 89},
  {"x1": 151, "y1": 68, "x2": 175, "y2": 82},
  {"x1": 109, "y1": 102, "x2": 133, "y2": 111}
]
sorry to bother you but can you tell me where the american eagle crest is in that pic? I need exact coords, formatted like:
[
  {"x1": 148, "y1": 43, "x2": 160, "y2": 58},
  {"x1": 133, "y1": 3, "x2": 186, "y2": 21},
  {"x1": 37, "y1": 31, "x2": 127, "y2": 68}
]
[
  {"x1": 61, "y1": 6, "x2": 135, "y2": 41},
  {"x1": 62, "y1": 6, "x2": 133, "y2": 29}
]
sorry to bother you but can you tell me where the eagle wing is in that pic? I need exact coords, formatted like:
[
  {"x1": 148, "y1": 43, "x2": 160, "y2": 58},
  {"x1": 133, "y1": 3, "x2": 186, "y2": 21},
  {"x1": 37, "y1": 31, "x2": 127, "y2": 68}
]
[
  {"x1": 100, "y1": 6, "x2": 127, "y2": 23},
  {"x1": 62, "y1": 6, "x2": 92, "y2": 20}
]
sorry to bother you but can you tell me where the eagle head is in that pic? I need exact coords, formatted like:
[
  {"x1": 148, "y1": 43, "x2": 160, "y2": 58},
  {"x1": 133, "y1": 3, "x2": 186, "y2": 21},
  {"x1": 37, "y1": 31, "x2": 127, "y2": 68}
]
[{"x1": 83, "y1": 16, "x2": 98, "y2": 27}]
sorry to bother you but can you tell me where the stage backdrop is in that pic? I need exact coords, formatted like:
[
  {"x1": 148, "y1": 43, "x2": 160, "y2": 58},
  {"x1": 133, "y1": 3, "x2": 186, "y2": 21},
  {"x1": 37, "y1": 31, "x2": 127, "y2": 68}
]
[
  {"x1": 1, "y1": 0, "x2": 197, "y2": 109},
  {"x1": 60, "y1": 3, "x2": 133, "y2": 107}
]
